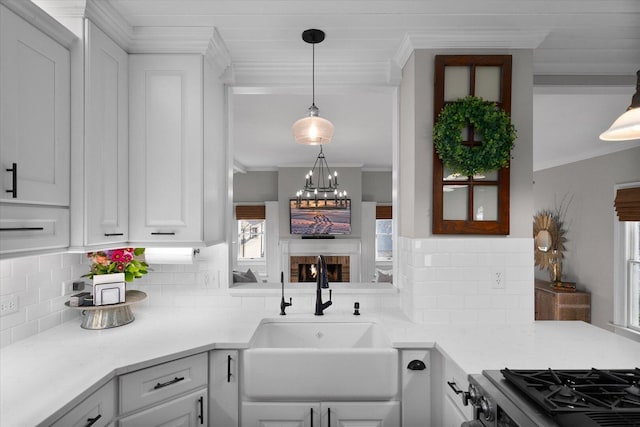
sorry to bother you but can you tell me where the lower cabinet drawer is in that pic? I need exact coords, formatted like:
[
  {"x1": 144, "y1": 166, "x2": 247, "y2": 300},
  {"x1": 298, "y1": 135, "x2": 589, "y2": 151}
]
[
  {"x1": 119, "y1": 388, "x2": 207, "y2": 427},
  {"x1": 444, "y1": 357, "x2": 473, "y2": 421},
  {"x1": 50, "y1": 380, "x2": 116, "y2": 427},
  {"x1": 119, "y1": 353, "x2": 208, "y2": 414},
  {"x1": 0, "y1": 204, "x2": 69, "y2": 254}
]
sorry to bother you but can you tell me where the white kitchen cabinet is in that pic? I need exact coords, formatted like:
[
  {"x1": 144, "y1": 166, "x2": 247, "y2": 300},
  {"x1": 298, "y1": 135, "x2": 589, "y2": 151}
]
[
  {"x1": 83, "y1": 20, "x2": 129, "y2": 246},
  {"x1": 50, "y1": 379, "x2": 116, "y2": 427},
  {"x1": 209, "y1": 350, "x2": 239, "y2": 426},
  {"x1": 0, "y1": 3, "x2": 71, "y2": 206},
  {"x1": 443, "y1": 393, "x2": 468, "y2": 427},
  {"x1": 0, "y1": 2, "x2": 73, "y2": 256},
  {"x1": 119, "y1": 387, "x2": 207, "y2": 427},
  {"x1": 241, "y1": 401, "x2": 400, "y2": 427},
  {"x1": 401, "y1": 349, "x2": 431, "y2": 425},
  {"x1": 128, "y1": 54, "x2": 203, "y2": 244}
]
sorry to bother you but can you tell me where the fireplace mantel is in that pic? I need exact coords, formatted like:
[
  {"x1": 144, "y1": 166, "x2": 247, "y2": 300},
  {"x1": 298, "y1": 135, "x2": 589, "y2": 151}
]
[{"x1": 281, "y1": 239, "x2": 361, "y2": 283}]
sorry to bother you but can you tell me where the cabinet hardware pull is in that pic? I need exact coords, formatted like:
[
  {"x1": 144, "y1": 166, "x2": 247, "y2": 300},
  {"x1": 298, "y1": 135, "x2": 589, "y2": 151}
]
[
  {"x1": 227, "y1": 354, "x2": 232, "y2": 382},
  {"x1": 0, "y1": 227, "x2": 45, "y2": 231},
  {"x1": 104, "y1": 233, "x2": 124, "y2": 236},
  {"x1": 310, "y1": 408, "x2": 313, "y2": 427},
  {"x1": 151, "y1": 232, "x2": 176, "y2": 235},
  {"x1": 153, "y1": 376, "x2": 185, "y2": 389},
  {"x1": 198, "y1": 395, "x2": 204, "y2": 424},
  {"x1": 85, "y1": 414, "x2": 101, "y2": 427},
  {"x1": 407, "y1": 359, "x2": 426, "y2": 370},
  {"x1": 327, "y1": 407, "x2": 331, "y2": 427},
  {"x1": 6, "y1": 163, "x2": 17, "y2": 198},
  {"x1": 448, "y1": 380, "x2": 470, "y2": 406}
]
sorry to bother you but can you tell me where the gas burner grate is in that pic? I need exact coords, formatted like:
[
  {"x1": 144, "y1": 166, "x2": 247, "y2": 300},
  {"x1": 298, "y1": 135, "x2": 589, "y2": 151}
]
[{"x1": 501, "y1": 368, "x2": 640, "y2": 414}]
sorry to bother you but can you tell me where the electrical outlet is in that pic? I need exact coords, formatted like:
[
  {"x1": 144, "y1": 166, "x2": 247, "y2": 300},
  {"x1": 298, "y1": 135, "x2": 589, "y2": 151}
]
[
  {"x1": 492, "y1": 269, "x2": 505, "y2": 289},
  {"x1": 0, "y1": 295, "x2": 19, "y2": 316}
]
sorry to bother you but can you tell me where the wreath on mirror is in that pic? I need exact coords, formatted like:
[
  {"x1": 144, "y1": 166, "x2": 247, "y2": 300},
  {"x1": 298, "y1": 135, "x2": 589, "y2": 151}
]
[{"x1": 433, "y1": 96, "x2": 517, "y2": 176}]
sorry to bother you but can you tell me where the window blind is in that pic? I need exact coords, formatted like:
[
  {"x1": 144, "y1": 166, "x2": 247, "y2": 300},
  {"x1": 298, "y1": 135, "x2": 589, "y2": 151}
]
[
  {"x1": 614, "y1": 187, "x2": 640, "y2": 221},
  {"x1": 235, "y1": 205, "x2": 266, "y2": 220},
  {"x1": 376, "y1": 205, "x2": 392, "y2": 220}
]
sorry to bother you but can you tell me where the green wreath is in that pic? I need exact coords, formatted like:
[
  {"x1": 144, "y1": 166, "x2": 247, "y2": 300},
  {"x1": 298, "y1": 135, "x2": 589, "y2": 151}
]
[{"x1": 433, "y1": 96, "x2": 516, "y2": 176}]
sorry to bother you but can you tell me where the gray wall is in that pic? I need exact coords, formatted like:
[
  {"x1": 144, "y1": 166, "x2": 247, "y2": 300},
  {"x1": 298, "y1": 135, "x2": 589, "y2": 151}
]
[
  {"x1": 362, "y1": 171, "x2": 392, "y2": 202},
  {"x1": 533, "y1": 146, "x2": 640, "y2": 330},
  {"x1": 398, "y1": 49, "x2": 534, "y2": 238},
  {"x1": 233, "y1": 171, "x2": 278, "y2": 202}
]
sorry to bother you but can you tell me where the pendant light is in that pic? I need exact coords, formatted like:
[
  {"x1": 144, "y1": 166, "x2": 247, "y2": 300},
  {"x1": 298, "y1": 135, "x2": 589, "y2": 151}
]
[
  {"x1": 295, "y1": 145, "x2": 347, "y2": 207},
  {"x1": 292, "y1": 29, "x2": 334, "y2": 145},
  {"x1": 600, "y1": 69, "x2": 640, "y2": 141}
]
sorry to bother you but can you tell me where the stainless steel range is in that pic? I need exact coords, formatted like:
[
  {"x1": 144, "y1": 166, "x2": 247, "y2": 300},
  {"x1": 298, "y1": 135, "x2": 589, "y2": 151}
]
[{"x1": 459, "y1": 368, "x2": 640, "y2": 427}]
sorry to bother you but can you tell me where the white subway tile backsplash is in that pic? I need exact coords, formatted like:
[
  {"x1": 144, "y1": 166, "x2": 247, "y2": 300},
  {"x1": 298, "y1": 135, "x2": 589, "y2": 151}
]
[
  {"x1": 26, "y1": 300, "x2": 51, "y2": 321},
  {"x1": 11, "y1": 320, "x2": 38, "y2": 342},
  {"x1": 39, "y1": 312, "x2": 62, "y2": 332}
]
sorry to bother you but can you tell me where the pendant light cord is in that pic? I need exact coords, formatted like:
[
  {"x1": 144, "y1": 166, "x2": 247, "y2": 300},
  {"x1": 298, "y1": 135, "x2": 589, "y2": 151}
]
[{"x1": 312, "y1": 42, "x2": 315, "y2": 107}]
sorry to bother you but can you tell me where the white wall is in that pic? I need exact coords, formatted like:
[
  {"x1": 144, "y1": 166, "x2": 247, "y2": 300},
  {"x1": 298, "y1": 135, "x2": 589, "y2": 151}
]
[{"x1": 533, "y1": 147, "x2": 640, "y2": 330}]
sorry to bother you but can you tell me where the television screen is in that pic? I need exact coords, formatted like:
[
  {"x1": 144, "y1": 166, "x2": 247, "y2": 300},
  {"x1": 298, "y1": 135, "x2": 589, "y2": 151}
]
[{"x1": 290, "y1": 199, "x2": 351, "y2": 235}]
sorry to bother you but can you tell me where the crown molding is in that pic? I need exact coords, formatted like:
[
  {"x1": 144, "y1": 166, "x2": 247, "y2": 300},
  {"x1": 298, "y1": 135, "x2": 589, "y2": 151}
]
[
  {"x1": 393, "y1": 29, "x2": 549, "y2": 70},
  {"x1": 2, "y1": 0, "x2": 77, "y2": 47},
  {"x1": 204, "y1": 27, "x2": 233, "y2": 80}
]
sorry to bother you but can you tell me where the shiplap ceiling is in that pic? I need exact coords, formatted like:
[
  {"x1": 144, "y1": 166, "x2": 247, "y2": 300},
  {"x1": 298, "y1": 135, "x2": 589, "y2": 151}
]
[{"x1": 103, "y1": 0, "x2": 640, "y2": 170}]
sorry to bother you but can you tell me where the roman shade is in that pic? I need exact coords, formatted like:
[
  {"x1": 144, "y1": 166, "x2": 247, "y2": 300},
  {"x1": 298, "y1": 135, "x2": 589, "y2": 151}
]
[
  {"x1": 376, "y1": 205, "x2": 392, "y2": 220},
  {"x1": 614, "y1": 187, "x2": 640, "y2": 221},
  {"x1": 235, "y1": 205, "x2": 266, "y2": 220}
]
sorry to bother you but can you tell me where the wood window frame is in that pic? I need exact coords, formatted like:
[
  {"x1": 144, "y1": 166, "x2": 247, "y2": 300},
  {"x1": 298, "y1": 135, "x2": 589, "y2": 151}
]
[{"x1": 432, "y1": 55, "x2": 512, "y2": 235}]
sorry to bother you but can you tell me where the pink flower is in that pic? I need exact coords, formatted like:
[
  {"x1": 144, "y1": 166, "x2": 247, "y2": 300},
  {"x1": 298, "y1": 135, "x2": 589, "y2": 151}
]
[{"x1": 110, "y1": 249, "x2": 125, "y2": 262}]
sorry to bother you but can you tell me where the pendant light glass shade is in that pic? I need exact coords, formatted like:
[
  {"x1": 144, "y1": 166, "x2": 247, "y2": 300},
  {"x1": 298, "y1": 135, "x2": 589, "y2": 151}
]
[
  {"x1": 600, "y1": 69, "x2": 640, "y2": 141},
  {"x1": 292, "y1": 29, "x2": 334, "y2": 145},
  {"x1": 292, "y1": 114, "x2": 335, "y2": 145}
]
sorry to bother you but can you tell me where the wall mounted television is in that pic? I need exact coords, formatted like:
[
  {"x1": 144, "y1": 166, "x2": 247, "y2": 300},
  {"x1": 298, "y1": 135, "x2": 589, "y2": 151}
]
[{"x1": 290, "y1": 199, "x2": 351, "y2": 235}]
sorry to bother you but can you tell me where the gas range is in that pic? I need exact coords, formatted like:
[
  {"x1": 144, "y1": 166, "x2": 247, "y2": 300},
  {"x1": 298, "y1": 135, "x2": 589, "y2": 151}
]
[{"x1": 463, "y1": 368, "x2": 640, "y2": 427}]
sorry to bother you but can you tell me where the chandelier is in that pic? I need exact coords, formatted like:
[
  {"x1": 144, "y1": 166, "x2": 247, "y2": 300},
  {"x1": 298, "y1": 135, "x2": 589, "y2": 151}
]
[
  {"x1": 295, "y1": 145, "x2": 347, "y2": 207},
  {"x1": 291, "y1": 29, "x2": 334, "y2": 145}
]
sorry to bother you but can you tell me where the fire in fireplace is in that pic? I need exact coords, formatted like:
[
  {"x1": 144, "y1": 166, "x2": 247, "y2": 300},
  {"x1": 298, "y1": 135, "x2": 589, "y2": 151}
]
[{"x1": 298, "y1": 263, "x2": 343, "y2": 283}]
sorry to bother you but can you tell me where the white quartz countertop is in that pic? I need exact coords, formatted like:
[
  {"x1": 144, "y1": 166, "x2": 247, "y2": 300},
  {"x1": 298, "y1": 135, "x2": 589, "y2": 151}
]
[{"x1": 2, "y1": 305, "x2": 640, "y2": 426}]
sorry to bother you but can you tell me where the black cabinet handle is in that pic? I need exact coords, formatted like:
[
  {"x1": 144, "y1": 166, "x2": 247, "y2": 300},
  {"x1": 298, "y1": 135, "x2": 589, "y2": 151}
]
[
  {"x1": 85, "y1": 414, "x2": 101, "y2": 427},
  {"x1": 153, "y1": 376, "x2": 184, "y2": 390},
  {"x1": 327, "y1": 407, "x2": 331, "y2": 427},
  {"x1": 151, "y1": 232, "x2": 176, "y2": 235},
  {"x1": 104, "y1": 233, "x2": 124, "y2": 237},
  {"x1": 6, "y1": 162, "x2": 17, "y2": 198},
  {"x1": 227, "y1": 354, "x2": 232, "y2": 382},
  {"x1": 198, "y1": 395, "x2": 204, "y2": 424},
  {"x1": 0, "y1": 227, "x2": 45, "y2": 231},
  {"x1": 310, "y1": 408, "x2": 313, "y2": 427},
  {"x1": 407, "y1": 359, "x2": 426, "y2": 370},
  {"x1": 448, "y1": 380, "x2": 470, "y2": 406}
]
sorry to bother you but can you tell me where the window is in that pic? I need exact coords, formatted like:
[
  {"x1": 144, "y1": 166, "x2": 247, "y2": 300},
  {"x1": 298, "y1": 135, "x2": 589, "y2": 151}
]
[
  {"x1": 375, "y1": 205, "x2": 392, "y2": 261},
  {"x1": 614, "y1": 185, "x2": 640, "y2": 338},
  {"x1": 237, "y1": 219, "x2": 265, "y2": 259},
  {"x1": 626, "y1": 222, "x2": 640, "y2": 331},
  {"x1": 235, "y1": 205, "x2": 266, "y2": 260}
]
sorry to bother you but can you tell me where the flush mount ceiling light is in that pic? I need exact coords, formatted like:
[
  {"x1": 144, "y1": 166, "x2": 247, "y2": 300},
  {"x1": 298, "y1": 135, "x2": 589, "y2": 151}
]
[
  {"x1": 292, "y1": 29, "x2": 334, "y2": 145},
  {"x1": 295, "y1": 145, "x2": 347, "y2": 207},
  {"x1": 600, "y1": 69, "x2": 640, "y2": 141}
]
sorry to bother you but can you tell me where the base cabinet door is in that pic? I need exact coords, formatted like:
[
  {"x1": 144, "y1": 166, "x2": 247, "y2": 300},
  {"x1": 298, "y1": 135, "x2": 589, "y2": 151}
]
[
  {"x1": 210, "y1": 350, "x2": 239, "y2": 426},
  {"x1": 118, "y1": 388, "x2": 207, "y2": 427},
  {"x1": 443, "y1": 394, "x2": 468, "y2": 427},
  {"x1": 242, "y1": 402, "x2": 318, "y2": 427},
  {"x1": 51, "y1": 380, "x2": 116, "y2": 427},
  {"x1": 323, "y1": 401, "x2": 400, "y2": 426},
  {"x1": 241, "y1": 401, "x2": 400, "y2": 427}
]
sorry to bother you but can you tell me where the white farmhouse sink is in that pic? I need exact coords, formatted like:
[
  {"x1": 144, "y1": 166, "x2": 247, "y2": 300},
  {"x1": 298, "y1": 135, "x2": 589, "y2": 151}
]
[{"x1": 243, "y1": 320, "x2": 398, "y2": 400}]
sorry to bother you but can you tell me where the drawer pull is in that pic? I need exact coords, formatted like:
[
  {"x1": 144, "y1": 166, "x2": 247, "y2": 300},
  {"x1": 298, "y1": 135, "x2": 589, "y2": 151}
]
[
  {"x1": 310, "y1": 408, "x2": 313, "y2": 427},
  {"x1": 85, "y1": 414, "x2": 101, "y2": 427},
  {"x1": 151, "y1": 232, "x2": 176, "y2": 236},
  {"x1": 407, "y1": 359, "x2": 426, "y2": 370},
  {"x1": 448, "y1": 380, "x2": 470, "y2": 406},
  {"x1": 104, "y1": 233, "x2": 124, "y2": 237},
  {"x1": 0, "y1": 227, "x2": 45, "y2": 231},
  {"x1": 6, "y1": 162, "x2": 17, "y2": 198},
  {"x1": 153, "y1": 376, "x2": 185, "y2": 390},
  {"x1": 327, "y1": 407, "x2": 331, "y2": 427},
  {"x1": 198, "y1": 395, "x2": 204, "y2": 424},
  {"x1": 227, "y1": 354, "x2": 232, "y2": 382}
]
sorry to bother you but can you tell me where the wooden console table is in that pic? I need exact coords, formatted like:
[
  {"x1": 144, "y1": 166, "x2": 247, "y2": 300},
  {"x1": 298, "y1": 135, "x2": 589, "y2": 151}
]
[{"x1": 534, "y1": 279, "x2": 591, "y2": 322}]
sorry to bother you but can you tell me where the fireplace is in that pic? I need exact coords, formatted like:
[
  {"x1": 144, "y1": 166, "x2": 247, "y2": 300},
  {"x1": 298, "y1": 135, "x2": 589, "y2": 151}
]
[{"x1": 290, "y1": 256, "x2": 350, "y2": 283}]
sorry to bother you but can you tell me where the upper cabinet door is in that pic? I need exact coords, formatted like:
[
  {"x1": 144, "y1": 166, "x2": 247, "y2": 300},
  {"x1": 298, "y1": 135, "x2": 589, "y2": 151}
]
[
  {"x1": 128, "y1": 54, "x2": 203, "y2": 243},
  {"x1": 84, "y1": 21, "x2": 129, "y2": 245},
  {"x1": 0, "y1": 4, "x2": 70, "y2": 206}
]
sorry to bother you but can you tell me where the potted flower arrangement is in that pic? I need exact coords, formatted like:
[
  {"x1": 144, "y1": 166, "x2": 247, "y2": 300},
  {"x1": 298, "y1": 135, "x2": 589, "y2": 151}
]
[{"x1": 83, "y1": 248, "x2": 148, "y2": 282}]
